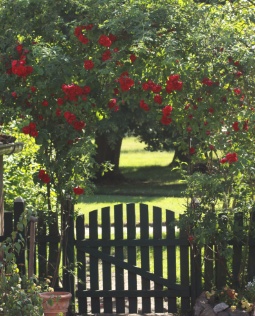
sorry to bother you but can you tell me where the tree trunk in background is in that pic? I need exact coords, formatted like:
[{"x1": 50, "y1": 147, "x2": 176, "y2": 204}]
[
  {"x1": 171, "y1": 145, "x2": 190, "y2": 166},
  {"x1": 94, "y1": 133, "x2": 124, "y2": 182}
]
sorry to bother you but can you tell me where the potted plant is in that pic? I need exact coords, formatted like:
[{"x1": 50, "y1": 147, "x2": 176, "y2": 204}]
[{"x1": 39, "y1": 291, "x2": 72, "y2": 316}]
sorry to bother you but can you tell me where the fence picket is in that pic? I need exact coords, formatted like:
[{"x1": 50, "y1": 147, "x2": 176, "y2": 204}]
[
  {"x1": 76, "y1": 214, "x2": 87, "y2": 314},
  {"x1": 140, "y1": 203, "x2": 151, "y2": 313},
  {"x1": 179, "y1": 214, "x2": 191, "y2": 312},
  {"x1": 89, "y1": 209, "x2": 100, "y2": 312},
  {"x1": 127, "y1": 203, "x2": 137, "y2": 313},
  {"x1": 232, "y1": 212, "x2": 243, "y2": 288},
  {"x1": 166, "y1": 209, "x2": 177, "y2": 312},
  {"x1": 248, "y1": 209, "x2": 255, "y2": 280},
  {"x1": 102, "y1": 207, "x2": 112, "y2": 313},
  {"x1": 153, "y1": 206, "x2": 164, "y2": 312},
  {"x1": 114, "y1": 204, "x2": 125, "y2": 313}
]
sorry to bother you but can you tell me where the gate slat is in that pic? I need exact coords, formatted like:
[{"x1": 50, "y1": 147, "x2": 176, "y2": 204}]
[
  {"x1": 179, "y1": 214, "x2": 191, "y2": 312},
  {"x1": 140, "y1": 204, "x2": 151, "y2": 313},
  {"x1": 102, "y1": 207, "x2": 112, "y2": 313},
  {"x1": 166, "y1": 210, "x2": 177, "y2": 312},
  {"x1": 127, "y1": 203, "x2": 137, "y2": 313},
  {"x1": 114, "y1": 204, "x2": 125, "y2": 313},
  {"x1": 153, "y1": 206, "x2": 164, "y2": 312},
  {"x1": 89, "y1": 210, "x2": 100, "y2": 313},
  {"x1": 215, "y1": 214, "x2": 228, "y2": 289},
  {"x1": 248, "y1": 210, "x2": 255, "y2": 280},
  {"x1": 232, "y1": 213, "x2": 243, "y2": 288},
  {"x1": 76, "y1": 214, "x2": 87, "y2": 314}
]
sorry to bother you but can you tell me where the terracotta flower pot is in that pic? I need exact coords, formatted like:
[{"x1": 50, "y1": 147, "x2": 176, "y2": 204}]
[{"x1": 39, "y1": 291, "x2": 72, "y2": 316}]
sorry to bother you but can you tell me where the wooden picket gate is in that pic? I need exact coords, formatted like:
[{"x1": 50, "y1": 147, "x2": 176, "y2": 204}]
[
  {"x1": 3, "y1": 199, "x2": 255, "y2": 315},
  {"x1": 75, "y1": 203, "x2": 195, "y2": 315}
]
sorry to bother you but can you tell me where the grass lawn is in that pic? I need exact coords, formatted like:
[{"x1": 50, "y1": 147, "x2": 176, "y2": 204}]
[{"x1": 77, "y1": 136, "x2": 186, "y2": 220}]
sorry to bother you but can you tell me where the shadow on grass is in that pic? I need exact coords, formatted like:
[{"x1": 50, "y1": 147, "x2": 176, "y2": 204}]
[{"x1": 95, "y1": 165, "x2": 186, "y2": 197}]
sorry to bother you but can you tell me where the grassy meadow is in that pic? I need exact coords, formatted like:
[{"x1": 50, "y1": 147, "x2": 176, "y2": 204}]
[{"x1": 77, "y1": 136, "x2": 187, "y2": 221}]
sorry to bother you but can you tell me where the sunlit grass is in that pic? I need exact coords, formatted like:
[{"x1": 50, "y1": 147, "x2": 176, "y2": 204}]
[{"x1": 77, "y1": 136, "x2": 186, "y2": 219}]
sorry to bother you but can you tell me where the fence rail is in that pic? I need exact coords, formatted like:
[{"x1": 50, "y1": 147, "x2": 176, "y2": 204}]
[{"x1": 1, "y1": 198, "x2": 255, "y2": 315}]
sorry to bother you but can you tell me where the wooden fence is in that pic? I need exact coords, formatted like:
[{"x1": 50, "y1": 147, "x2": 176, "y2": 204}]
[{"x1": 1, "y1": 198, "x2": 255, "y2": 315}]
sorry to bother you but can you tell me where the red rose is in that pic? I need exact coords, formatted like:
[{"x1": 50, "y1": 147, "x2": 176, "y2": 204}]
[
  {"x1": 162, "y1": 105, "x2": 173, "y2": 117},
  {"x1": 73, "y1": 186, "x2": 84, "y2": 195},
  {"x1": 41, "y1": 174, "x2": 50, "y2": 184},
  {"x1": 130, "y1": 54, "x2": 137, "y2": 63},
  {"x1": 151, "y1": 84, "x2": 162, "y2": 93},
  {"x1": 77, "y1": 34, "x2": 89, "y2": 44},
  {"x1": 98, "y1": 35, "x2": 112, "y2": 47},
  {"x1": 108, "y1": 98, "x2": 117, "y2": 109},
  {"x1": 57, "y1": 98, "x2": 64, "y2": 106},
  {"x1": 84, "y1": 60, "x2": 94, "y2": 70},
  {"x1": 226, "y1": 152, "x2": 238, "y2": 164},
  {"x1": 188, "y1": 235, "x2": 195, "y2": 243},
  {"x1": 140, "y1": 100, "x2": 150, "y2": 111},
  {"x1": 16, "y1": 44, "x2": 23, "y2": 54},
  {"x1": 153, "y1": 94, "x2": 163, "y2": 104},
  {"x1": 189, "y1": 147, "x2": 196, "y2": 155},
  {"x1": 109, "y1": 33, "x2": 117, "y2": 42},
  {"x1": 161, "y1": 116, "x2": 172, "y2": 125},
  {"x1": 72, "y1": 120, "x2": 86, "y2": 131},
  {"x1": 102, "y1": 50, "x2": 111, "y2": 61},
  {"x1": 232, "y1": 121, "x2": 239, "y2": 131},
  {"x1": 233, "y1": 88, "x2": 241, "y2": 95},
  {"x1": 64, "y1": 111, "x2": 76, "y2": 124},
  {"x1": 38, "y1": 170, "x2": 50, "y2": 183},
  {"x1": 201, "y1": 77, "x2": 213, "y2": 86},
  {"x1": 243, "y1": 120, "x2": 248, "y2": 131},
  {"x1": 118, "y1": 74, "x2": 134, "y2": 91},
  {"x1": 166, "y1": 74, "x2": 183, "y2": 93},
  {"x1": 42, "y1": 99, "x2": 49, "y2": 107}
]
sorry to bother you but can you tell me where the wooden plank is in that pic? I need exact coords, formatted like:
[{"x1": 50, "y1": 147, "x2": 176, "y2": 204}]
[
  {"x1": 82, "y1": 247, "x2": 189, "y2": 294},
  {"x1": 47, "y1": 211, "x2": 59, "y2": 287},
  {"x1": 114, "y1": 204, "x2": 125, "y2": 313},
  {"x1": 77, "y1": 289, "x2": 189, "y2": 297},
  {"x1": 77, "y1": 239, "x2": 188, "y2": 247},
  {"x1": 248, "y1": 210, "x2": 255, "y2": 281},
  {"x1": 166, "y1": 210, "x2": 177, "y2": 313},
  {"x1": 76, "y1": 214, "x2": 87, "y2": 314},
  {"x1": 140, "y1": 204, "x2": 151, "y2": 314},
  {"x1": 179, "y1": 214, "x2": 191, "y2": 312},
  {"x1": 89, "y1": 210, "x2": 100, "y2": 313},
  {"x1": 153, "y1": 206, "x2": 163, "y2": 312},
  {"x1": 127, "y1": 203, "x2": 137, "y2": 313},
  {"x1": 102, "y1": 207, "x2": 112, "y2": 313},
  {"x1": 215, "y1": 214, "x2": 227, "y2": 289},
  {"x1": 232, "y1": 213, "x2": 243, "y2": 288}
]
